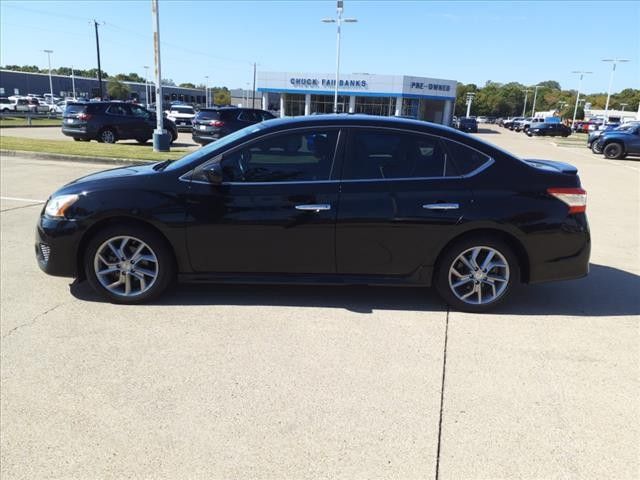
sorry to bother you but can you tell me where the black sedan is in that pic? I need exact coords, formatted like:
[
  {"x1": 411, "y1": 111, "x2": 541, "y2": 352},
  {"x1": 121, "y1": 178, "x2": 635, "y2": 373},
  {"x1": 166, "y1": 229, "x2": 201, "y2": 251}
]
[
  {"x1": 526, "y1": 123, "x2": 571, "y2": 137},
  {"x1": 37, "y1": 115, "x2": 590, "y2": 312}
]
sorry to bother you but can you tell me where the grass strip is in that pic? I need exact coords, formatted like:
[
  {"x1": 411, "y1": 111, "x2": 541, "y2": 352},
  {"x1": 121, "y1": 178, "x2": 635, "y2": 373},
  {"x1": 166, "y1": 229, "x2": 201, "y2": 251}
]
[
  {"x1": 0, "y1": 136, "x2": 188, "y2": 161},
  {"x1": 0, "y1": 117, "x2": 62, "y2": 127}
]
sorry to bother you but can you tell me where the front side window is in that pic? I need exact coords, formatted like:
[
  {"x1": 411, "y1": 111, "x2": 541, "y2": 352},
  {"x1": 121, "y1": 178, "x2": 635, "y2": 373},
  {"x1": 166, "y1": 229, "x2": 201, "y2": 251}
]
[
  {"x1": 343, "y1": 130, "x2": 453, "y2": 180},
  {"x1": 221, "y1": 130, "x2": 339, "y2": 183}
]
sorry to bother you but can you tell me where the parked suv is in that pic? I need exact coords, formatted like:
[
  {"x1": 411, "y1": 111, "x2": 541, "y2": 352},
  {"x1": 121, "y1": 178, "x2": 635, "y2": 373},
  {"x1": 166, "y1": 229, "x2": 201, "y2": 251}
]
[
  {"x1": 593, "y1": 123, "x2": 640, "y2": 159},
  {"x1": 165, "y1": 104, "x2": 196, "y2": 131},
  {"x1": 62, "y1": 102, "x2": 178, "y2": 144},
  {"x1": 526, "y1": 123, "x2": 571, "y2": 137},
  {"x1": 192, "y1": 107, "x2": 275, "y2": 145},
  {"x1": 456, "y1": 117, "x2": 478, "y2": 133}
]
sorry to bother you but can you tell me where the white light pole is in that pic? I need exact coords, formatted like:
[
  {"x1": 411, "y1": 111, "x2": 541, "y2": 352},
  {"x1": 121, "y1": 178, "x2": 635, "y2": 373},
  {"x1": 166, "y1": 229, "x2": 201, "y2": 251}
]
[
  {"x1": 143, "y1": 65, "x2": 150, "y2": 107},
  {"x1": 571, "y1": 70, "x2": 592, "y2": 128},
  {"x1": 602, "y1": 58, "x2": 629, "y2": 123},
  {"x1": 43, "y1": 49, "x2": 54, "y2": 104},
  {"x1": 465, "y1": 92, "x2": 475, "y2": 117},
  {"x1": 530, "y1": 85, "x2": 541, "y2": 117},
  {"x1": 151, "y1": 0, "x2": 168, "y2": 151},
  {"x1": 322, "y1": 1, "x2": 357, "y2": 113},
  {"x1": 204, "y1": 75, "x2": 209, "y2": 107},
  {"x1": 521, "y1": 89, "x2": 531, "y2": 117},
  {"x1": 620, "y1": 103, "x2": 628, "y2": 112},
  {"x1": 71, "y1": 65, "x2": 76, "y2": 99}
]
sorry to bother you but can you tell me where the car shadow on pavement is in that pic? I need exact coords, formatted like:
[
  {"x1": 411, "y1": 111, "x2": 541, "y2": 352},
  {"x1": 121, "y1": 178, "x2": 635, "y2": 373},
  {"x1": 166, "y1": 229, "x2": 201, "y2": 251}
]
[
  {"x1": 477, "y1": 128, "x2": 500, "y2": 134},
  {"x1": 69, "y1": 263, "x2": 639, "y2": 316}
]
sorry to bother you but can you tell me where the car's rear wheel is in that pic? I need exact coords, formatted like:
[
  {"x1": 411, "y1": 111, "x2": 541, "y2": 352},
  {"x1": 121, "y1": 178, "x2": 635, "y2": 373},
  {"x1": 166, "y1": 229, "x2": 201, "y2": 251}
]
[
  {"x1": 591, "y1": 142, "x2": 603, "y2": 154},
  {"x1": 84, "y1": 225, "x2": 175, "y2": 304},
  {"x1": 603, "y1": 142, "x2": 624, "y2": 159},
  {"x1": 434, "y1": 236, "x2": 519, "y2": 313},
  {"x1": 136, "y1": 137, "x2": 150, "y2": 144},
  {"x1": 98, "y1": 128, "x2": 117, "y2": 144}
]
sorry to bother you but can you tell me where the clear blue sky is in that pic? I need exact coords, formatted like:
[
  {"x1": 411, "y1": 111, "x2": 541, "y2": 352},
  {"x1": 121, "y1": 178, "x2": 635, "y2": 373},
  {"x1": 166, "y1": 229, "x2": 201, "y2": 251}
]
[{"x1": 1, "y1": 0, "x2": 638, "y2": 94}]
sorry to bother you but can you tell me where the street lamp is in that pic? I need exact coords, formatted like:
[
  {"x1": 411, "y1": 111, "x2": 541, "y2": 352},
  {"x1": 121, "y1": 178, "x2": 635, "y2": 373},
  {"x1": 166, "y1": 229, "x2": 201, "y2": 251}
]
[
  {"x1": 465, "y1": 92, "x2": 476, "y2": 117},
  {"x1": 602, "y1": 58, "x2": 629, "y2": 122},
  {"x1": 521, "y1": 89, "x2": 532, "y2": 117},
  {"x1": 530, "y1": 85, "x2": 542, "y2": 117},
  {"x1": 204, "y1": 75, "x2": 209, "y2": 108},
  {"x1": 43, "y1": 49, "x2": 54, "y2": 104},
  {"x1": 571, "y1": 70, "x2": 592, "y2": 127},
  {"x1": 143, "y1": 65, "x2": 150, "y2": 107},
  {"x1": 322, "y1": 0, "x2": 357, "y2": 113},
  {"x1": 620, "y1": 103, "x2": 628, "y2": 112}
]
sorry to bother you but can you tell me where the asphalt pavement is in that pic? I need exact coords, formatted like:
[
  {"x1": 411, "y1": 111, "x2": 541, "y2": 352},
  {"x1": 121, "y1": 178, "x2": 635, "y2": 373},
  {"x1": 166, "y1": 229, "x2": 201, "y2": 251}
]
[{"x1": 1, "y1": 125, "x2": 638, "y2": 479}]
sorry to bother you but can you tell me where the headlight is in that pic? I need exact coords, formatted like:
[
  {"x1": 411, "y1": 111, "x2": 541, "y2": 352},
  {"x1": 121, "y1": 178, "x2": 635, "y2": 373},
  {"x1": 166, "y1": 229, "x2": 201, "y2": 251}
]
[{"x1": 45, "y1": 194, "x2": 79, "y2": 217}]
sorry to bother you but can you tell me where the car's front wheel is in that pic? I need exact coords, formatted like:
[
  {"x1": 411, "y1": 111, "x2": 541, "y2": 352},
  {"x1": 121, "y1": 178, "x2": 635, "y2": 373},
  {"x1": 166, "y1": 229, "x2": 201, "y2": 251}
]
[
  {"x1": 84, "y1": 225, "x2": 175, "y2": 304},
  {"x1": 434, "y1": 236, "x2": 519, "y2": 312},
  {"x1": 591, "y1": 142, "x2": 603, "y2": 154},
  {"x1": 603, "y1": 142, "x2": 625, "y2": 159}
]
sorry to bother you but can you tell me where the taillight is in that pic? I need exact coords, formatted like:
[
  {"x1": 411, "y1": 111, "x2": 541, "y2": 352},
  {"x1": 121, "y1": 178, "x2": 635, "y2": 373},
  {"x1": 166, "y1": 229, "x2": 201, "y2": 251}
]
[
  {"x1": 547, "y1": 187, "x2": 587, "y2": 214},
  {"x1": 209, "y1": 120, "x2": 224, "y2": 127},
  {"x1": 77, "y1": 113, "x2": 92, "y2": 121}
]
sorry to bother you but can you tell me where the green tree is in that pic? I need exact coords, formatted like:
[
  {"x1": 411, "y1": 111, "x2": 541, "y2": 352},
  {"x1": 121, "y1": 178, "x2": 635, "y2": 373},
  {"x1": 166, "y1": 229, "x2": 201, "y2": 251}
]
[
  {"x1": 107, "y1": 78, "x2": 130, "y2": 100},
  {"x1": 162, "y1": 78, "x2": 176, "y2": 86},
  {"x1": 537, "y1": 80, "x2": 561, "y2": 90},
  {"x1": 114, "y1": 73, "x2": 145, "y2": 83},
  {"x1": 212, "y1": 87, "x2": 231, "y2": 105},
  {"x1": 179, "y1": 82, "x2": 196, "y2": 88}
]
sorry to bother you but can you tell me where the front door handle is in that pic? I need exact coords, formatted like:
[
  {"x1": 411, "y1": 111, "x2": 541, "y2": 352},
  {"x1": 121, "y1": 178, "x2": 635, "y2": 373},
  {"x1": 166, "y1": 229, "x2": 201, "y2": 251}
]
[
  {"x1": 295, "y1": 204, "x2": 331, "y2": 212},
  {"x1": 422, "y1": 203, "x2": 459, "y2": 210}
]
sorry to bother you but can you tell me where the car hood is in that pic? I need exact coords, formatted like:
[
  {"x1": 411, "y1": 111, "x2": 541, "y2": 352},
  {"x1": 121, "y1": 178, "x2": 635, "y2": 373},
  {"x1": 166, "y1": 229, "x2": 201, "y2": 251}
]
[
  {"x1": 168, "y1": 113, "x2": 195, "y2": 118},
  {"x1": 56, "y1": 163, "x2": 159, "y2": 194}
]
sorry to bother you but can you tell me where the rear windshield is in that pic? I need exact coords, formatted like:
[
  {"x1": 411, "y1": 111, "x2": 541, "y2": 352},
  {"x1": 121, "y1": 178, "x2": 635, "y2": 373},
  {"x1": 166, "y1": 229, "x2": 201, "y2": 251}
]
[
  {"x1": 65, "y1": 104, "x2": 88, "y2": 115},
  {"x1": 171, "y1": 106, "x2": 194, "y2": 114},
  {"x1": 195, "y1": 110, "x2": 221, "y2": 120},
  {"x1": 460, "y1": 118, "x2": 476, "y2": 124}
]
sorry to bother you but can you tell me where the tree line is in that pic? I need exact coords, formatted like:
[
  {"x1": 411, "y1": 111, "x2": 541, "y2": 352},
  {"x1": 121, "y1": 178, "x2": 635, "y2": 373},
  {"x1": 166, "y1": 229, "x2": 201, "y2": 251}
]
[{"x1": 456, "y1": 80, "x2": 639, "y2": 119}]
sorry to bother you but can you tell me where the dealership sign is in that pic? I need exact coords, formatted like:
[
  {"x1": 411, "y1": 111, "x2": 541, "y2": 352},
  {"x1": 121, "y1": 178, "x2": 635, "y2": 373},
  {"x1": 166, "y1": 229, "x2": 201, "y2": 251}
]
[
  {"x1": 410, "y1": 81, "x2": 452, "y2": 92},
  {"x1": 289, "y1": 77, "x2": 368, "y2": 88}
]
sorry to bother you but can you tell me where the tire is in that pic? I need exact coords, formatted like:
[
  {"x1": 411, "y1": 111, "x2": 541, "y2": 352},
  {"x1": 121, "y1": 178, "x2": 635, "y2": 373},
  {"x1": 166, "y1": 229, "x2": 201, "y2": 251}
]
[
  {"x1": 84, "y1": 225, "x2": 175, "y2": 304},
  {"x1": 98, "y1": 128, "x2": 117, "y2": 144},
  {"x1": 603, "y1": 142, "x2": 624, "y2": 159},
  {"x1": 434, "y1": 235, "x2": 519, "y2": 313},
  {"x1": 136, "y1": 137, "x2": 150, "y2": 144},
  {"x1": 591, "y1": 142, "x2": 603, "y2": 154},
  {"x1": 169, "y1": 129, "x2": 177, "y2": 144}
]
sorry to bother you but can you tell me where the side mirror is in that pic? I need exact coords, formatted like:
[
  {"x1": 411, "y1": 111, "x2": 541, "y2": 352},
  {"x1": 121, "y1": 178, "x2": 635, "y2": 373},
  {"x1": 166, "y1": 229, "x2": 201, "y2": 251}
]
[{"x1": 203, "y1": 163, "x2": 223, "y2": 184}]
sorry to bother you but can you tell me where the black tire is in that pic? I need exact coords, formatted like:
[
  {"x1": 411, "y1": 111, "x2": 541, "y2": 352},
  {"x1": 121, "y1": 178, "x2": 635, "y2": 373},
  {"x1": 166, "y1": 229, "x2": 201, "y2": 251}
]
[
  {"x1": 603, "y1": 142, "x2": 624, "y2": 159},
  {"x1": 434, "y1": 235, "x2": 519, "y2": 313},
  {"x1": 84, "y1": 224, "x2": 175, "y2": 304},
  {"x1": 136, "y1": 137, "x2": 150, "y2": 144},
  {"x1": 97, "y1": 128, "x2": 117, "y2": 144},
  {"x1": 169, "y1": 129, "x2": 177, "y2": 144}
]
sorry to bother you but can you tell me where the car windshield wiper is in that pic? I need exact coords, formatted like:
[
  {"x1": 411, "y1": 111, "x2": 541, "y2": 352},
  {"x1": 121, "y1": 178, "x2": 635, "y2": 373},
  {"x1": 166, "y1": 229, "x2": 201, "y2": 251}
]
[{"x1": 153, "y1": 159, "x2": 172, "y2": 171}]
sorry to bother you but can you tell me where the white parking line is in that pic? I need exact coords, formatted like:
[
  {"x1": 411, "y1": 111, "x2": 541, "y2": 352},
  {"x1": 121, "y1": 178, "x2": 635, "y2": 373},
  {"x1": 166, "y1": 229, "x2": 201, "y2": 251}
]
[{"x1": 0, "y1": 196, "x2": 46, "y2": 203}]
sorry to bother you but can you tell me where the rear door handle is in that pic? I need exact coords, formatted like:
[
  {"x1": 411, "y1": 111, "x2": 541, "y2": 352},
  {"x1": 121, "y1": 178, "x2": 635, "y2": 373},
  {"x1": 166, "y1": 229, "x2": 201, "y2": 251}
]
[
  {"x1": 422, "y1": 203, "x2": 459, "y2": 210},
  {"x1": 295, "y1": 204, "x2": 331, "y2": 212}
]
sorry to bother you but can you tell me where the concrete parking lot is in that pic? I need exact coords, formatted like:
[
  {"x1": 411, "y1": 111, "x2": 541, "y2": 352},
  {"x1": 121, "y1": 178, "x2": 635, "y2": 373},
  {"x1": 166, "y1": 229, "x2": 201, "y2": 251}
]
[{"x1": 1, "y1": 125, "x2": 639, "y2": 479}]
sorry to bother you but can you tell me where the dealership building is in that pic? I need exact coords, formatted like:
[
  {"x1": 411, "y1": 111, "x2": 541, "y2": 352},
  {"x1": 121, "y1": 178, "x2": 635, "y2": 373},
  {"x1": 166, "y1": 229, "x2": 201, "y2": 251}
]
[{"x1": 257, "y1": 71, "x2": 457, "y2": 124}]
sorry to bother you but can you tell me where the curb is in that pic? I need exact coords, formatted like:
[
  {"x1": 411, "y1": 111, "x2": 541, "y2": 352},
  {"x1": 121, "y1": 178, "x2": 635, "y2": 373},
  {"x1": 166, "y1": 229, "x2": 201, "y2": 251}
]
[{"x1": 0, "y1": 149, "x2": 150, "y2": 165}]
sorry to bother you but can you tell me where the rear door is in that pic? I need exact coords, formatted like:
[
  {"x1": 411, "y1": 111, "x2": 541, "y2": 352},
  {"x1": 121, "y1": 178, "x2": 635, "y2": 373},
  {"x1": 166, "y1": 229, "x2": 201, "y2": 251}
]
[
  {"x1": 627, "y1": 126, "x2": 640, "y2": 154},
  {"x1": 336, "y1": 128, "x2": 484, "y2": 277}
]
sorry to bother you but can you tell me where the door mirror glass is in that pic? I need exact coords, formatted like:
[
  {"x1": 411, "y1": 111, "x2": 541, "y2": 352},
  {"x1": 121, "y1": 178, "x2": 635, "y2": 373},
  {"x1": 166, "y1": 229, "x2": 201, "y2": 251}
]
[{"x1": 203, "y1": 163, "x2": 223, "y2": 184}]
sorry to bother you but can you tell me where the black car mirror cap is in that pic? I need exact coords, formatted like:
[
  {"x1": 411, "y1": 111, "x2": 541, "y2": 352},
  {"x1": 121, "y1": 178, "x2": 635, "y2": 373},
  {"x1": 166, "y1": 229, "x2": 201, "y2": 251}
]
[{"x1": 203, "y1": 163, "x2": 223, "y2": 185}]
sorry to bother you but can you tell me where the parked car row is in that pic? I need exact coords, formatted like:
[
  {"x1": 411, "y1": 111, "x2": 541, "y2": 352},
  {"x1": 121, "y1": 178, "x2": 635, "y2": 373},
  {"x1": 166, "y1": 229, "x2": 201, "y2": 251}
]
[
  {"x1": 588, "y1": 121, "x2": 640, "y2": 159},
  {"x1": 0, "y1": 96, "x2": 51, "y2": 113},
  {"x1": 499, "y1": 116, "x2": 571, "y2": 137}
]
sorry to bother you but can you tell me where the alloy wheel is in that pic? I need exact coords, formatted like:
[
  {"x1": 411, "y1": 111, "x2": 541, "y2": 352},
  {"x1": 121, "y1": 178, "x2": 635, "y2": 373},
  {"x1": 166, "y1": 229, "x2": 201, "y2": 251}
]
[
  {"x1": 101, "y1": 129, "x2": 116, "y2": 143},
  {"x1": 93, "y1": 235, "x2": 158, "y2": 297},
  {"x1": 448, "y1": 246, "x2": 510, "y2": 305}
]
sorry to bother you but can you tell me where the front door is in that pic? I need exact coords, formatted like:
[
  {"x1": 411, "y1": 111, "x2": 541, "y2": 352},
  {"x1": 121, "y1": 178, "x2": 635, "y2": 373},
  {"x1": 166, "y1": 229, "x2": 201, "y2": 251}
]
[
  {"x1": 185, "y1": 128, "x2": 342, "y2": 273},
  {"x1": 336, "y1": 128, "x2": 481, "y2": 276}
]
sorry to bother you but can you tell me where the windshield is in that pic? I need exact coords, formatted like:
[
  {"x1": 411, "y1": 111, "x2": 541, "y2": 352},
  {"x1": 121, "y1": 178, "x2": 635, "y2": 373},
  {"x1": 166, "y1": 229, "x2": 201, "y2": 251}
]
[
  {"x1": 171, "y1": 106, "x2": 194, "y2": 114},
  {"x1": 164, "y1": 123, "x2": 267, "y2": 171}
]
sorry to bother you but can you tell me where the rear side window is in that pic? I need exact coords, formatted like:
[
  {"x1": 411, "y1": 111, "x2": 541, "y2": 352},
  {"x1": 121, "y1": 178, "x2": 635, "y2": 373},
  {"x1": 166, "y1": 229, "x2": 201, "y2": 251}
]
[
  {"x1": 196, "y1": 110, "x2": 221, "y2": 121},
  {"x1": 343, "y1": 130, "x2": 454, "y2": 180},
  {"x1": 442, "y1": 139, "x2": 491, "y2": 175},
  {"x1": 237, "y1": 110, "x2": 259, "y2": 122},
  {"x1": 106, "y1": 104, "x2": 128, "y2": 116}
]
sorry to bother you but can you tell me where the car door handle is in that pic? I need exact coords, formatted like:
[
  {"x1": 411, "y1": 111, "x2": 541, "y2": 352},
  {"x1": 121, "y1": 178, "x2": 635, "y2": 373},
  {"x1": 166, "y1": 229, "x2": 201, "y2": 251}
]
[
  {"x1": 422, "y1": 203, "x2": 459, "y2": 210},
  {"x1": 295, "y1": 204, "x2": 331, "y2": 212}
]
